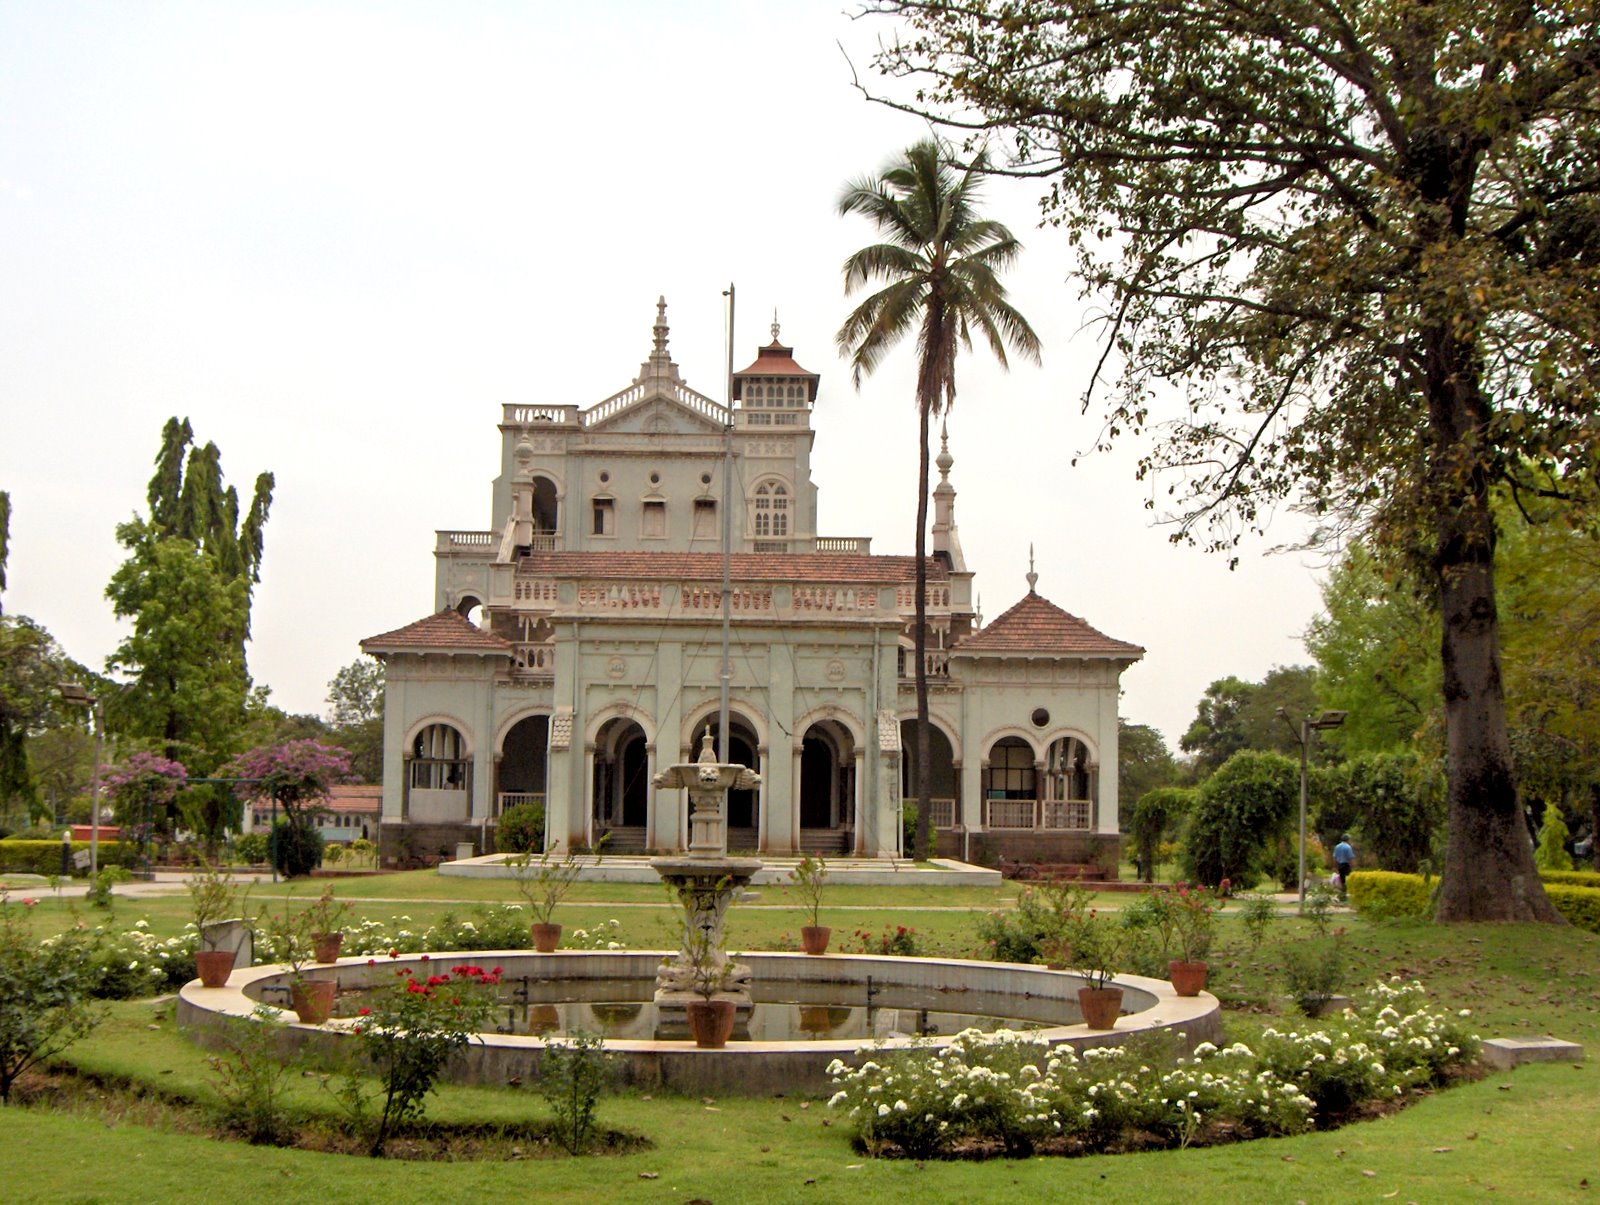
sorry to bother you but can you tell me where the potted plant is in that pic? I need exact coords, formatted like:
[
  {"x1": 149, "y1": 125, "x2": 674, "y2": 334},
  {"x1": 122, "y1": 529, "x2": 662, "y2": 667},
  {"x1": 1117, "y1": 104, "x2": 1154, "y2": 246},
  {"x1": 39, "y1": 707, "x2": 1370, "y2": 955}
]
[
  {"x1": 1066, "y1": 909, "x2": 1125, "y2": 1030},
  {"x1": 682, "y1": 928, "x2": 738, "y2": 1048},
  {"x1": 1166, "y1": 884, "x2": 1217, "y2": 997},
  {"x1": 188, "y1": 861, "x2": 248, "y2": 987},
  {"x1": 789, "y1": 854, "x2": 830, "y2": 955},
  {"x1": 304, "y1": 888, "x2": 352, "y2": 963},
  {"x1": 260, "y1": 907, "x2": 336, "y2": 1024},
  {"x1": 514, "y1": 847, "x2": 585, "y2": 951}
]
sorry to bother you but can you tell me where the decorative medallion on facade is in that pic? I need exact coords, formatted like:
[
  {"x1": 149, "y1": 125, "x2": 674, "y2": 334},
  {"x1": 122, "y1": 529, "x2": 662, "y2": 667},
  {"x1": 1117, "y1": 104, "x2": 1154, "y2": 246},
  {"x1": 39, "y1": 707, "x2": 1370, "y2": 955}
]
[
  {"x1": 825, "y1": 658, "x2": 846, "y2": 683},
  {"x1": 877, "y1": 709, "x2": 901, "y2": 752},
  {"x1": 550, "y1": 708, "x2": 574, "y2": 751},
  {"x1": 606, "y1": 655, "x2": 627, "y2": 679}
]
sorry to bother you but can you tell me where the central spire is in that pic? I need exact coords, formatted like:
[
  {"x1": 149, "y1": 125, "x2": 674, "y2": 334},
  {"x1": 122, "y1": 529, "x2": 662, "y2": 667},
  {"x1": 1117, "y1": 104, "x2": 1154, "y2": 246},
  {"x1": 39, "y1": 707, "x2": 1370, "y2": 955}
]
[
  {"x1": 652, "y1": 295, "x2": 670, "y2": 359},
  {"x1": 771, "y1": 309, "x2": 781, "y2": 342}
]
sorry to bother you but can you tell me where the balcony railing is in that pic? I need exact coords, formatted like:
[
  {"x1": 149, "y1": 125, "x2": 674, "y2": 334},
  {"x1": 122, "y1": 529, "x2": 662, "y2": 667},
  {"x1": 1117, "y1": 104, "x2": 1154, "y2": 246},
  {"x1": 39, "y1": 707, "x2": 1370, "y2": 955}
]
[
  {"x1": 925, "y1": 798, "x2": 956, "y2": 828},
  {"x1": 983, "y1": 798, "x2": 1094, "y2": 831},
  {"x1": 496, "y1": 791, "x2": 546, "y2": 818}
]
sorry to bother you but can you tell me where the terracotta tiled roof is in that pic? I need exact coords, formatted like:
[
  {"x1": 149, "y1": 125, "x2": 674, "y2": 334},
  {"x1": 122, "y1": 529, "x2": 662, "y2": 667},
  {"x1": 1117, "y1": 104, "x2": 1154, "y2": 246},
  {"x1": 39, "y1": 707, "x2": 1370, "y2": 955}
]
[
  {"x1": 733, "y1": 341, "x2": 820, "y2": 401},
  {"x1": 361, "y1": 609, "x2": 515, "y2": 655},
  {"x1": 953, "y1": 592, "x2": 1144, "y2": 659},
  {"x1": 516, "y1": 551, "x2": 947, "y2": 585},
  {"x1": 326, "y1": 784, "x2": 382, "y2": 813}
]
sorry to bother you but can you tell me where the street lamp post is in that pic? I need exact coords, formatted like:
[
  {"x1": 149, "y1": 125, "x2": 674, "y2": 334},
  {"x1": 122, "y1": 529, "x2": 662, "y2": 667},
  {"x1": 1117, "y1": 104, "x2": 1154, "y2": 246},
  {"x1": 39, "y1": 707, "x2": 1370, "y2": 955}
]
[
  {"x1": 1276, "y1": 707, "x2": 1347, "y2": 908},
  {"x1": 57, "y1": 683, "x2": 103, "y2": 879}
]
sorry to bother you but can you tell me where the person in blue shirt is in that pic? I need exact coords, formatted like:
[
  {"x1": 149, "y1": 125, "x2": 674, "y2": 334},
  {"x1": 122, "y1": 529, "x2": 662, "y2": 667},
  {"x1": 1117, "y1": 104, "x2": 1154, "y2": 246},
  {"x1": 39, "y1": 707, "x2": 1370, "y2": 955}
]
[{"x1": 1332, "y1": 835, "x2": 1354, "y2": 899}]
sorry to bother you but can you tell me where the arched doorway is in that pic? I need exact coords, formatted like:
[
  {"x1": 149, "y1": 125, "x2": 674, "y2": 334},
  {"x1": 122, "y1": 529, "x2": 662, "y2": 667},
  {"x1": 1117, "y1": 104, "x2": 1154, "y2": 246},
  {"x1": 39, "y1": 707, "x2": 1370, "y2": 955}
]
[
  {"x1": 1044, "y1": 735, "x2": 1093, "y2": 830},
  {"x1": 592, "y1": 717, "x2": 648, "y2": 851},
  {"x1": 800, "y1": 721, "x2": 855, "y2": 855},
  {"x1": 982, "y1": 736, "x2": 1038, "y2": 832},
  {"x1": 531, "y1": 475, "x2": 559, "y2": 536},
  {"x1": 900, "y1": 719, "x2": 957, "y2": 833},
  {"x1": 497, "y1": 714, "x2": 549, "y2": 844},
  {"x1": 699, "y1": 714, "x2": 760, "y2": 851}
]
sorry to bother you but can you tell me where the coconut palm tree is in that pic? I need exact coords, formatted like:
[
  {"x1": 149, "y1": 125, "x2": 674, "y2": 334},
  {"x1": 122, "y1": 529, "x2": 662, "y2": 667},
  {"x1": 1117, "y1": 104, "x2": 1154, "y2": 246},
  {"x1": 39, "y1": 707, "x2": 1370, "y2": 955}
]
[{"x1": 836, "y1": 139, "x2": 1040, "y2": 861}]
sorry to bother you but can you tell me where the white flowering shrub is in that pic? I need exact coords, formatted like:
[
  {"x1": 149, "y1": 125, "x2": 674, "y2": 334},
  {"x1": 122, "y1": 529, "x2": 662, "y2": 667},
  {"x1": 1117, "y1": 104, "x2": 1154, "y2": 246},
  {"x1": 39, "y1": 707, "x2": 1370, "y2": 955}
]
[
  {"x1": 827, "y1": 978, "x2": 1476, "y2": 1159},
  {"x1": 53, "y1": 920, "x2": 198, "y2": 998}
]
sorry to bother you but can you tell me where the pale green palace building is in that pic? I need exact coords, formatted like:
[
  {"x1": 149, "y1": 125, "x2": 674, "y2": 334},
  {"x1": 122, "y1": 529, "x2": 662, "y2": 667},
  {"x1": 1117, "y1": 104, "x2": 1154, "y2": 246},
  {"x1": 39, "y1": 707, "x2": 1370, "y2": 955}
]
[{"x1": 362, "y1": 301, "x2": 1143, "y2": 867}]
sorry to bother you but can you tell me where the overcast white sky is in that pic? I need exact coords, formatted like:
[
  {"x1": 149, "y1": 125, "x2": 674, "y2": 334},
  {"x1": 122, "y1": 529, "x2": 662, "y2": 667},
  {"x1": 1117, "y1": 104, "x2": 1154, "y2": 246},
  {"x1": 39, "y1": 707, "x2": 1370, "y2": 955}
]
[{"x1": 0, "y1": 1, "x2": 1328, "y2": 750}]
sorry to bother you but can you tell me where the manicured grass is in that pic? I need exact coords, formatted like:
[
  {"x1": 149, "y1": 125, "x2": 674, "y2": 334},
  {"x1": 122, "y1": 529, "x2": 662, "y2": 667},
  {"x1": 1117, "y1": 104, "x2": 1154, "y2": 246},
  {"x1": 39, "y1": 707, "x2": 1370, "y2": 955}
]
[{"x1": 5, "y1": 879, "x2": 1599, "y2": 1202}]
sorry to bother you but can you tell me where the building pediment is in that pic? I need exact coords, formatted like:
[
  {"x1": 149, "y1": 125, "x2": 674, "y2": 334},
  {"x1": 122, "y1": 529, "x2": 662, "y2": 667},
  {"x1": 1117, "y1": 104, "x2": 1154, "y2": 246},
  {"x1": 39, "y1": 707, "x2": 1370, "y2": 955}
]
[{"x1": 585, "y1": 391, "x2": 726, "y2": 435}]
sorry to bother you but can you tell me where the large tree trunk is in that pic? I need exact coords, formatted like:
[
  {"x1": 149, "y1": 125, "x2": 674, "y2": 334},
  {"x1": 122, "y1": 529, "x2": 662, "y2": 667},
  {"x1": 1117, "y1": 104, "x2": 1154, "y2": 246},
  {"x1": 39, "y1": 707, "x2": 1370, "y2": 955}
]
[
  {"x1": 912, "y1": 399, "x2": 933, "y2": 862},
  {"x1": 1427, "y1": 332, "x2": 1563, "y2": 923}
]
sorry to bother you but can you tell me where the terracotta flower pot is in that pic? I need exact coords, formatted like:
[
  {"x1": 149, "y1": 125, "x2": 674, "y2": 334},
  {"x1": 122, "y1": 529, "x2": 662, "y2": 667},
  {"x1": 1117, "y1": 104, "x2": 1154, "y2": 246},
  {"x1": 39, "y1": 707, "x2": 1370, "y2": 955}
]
[
  {"x1": 312, "y1": 932, "x2": 344, "y2": 964},
  {"x1": 800, "y1": 925, "x2": 832, "y2": 956},
  {"x1": 290, "y1": 978, "x2": 337, "y2": 1025},
  {"x1": 531, "y1": 922, "x2": 562, "y2": 953},
  {"x1": 1077, "y1": 986, "x2": 1124, "y2": 1030},
  {"x1": 686, "y1": 998, "x2": 737, "y2": 1048},
  {"x1": 1168, "y1": 959, "x2": 1209, "y2": 997},
  {"x1": 194, "y1": 949, "x2": 237, "y2": 988}
]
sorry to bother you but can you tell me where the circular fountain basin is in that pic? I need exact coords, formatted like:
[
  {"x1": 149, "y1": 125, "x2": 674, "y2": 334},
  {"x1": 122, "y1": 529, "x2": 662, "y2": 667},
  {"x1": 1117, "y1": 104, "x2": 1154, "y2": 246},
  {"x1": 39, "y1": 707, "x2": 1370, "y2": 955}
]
[{"x1": 178, "y1": 951, "x2": 1223, "y2": 1096}]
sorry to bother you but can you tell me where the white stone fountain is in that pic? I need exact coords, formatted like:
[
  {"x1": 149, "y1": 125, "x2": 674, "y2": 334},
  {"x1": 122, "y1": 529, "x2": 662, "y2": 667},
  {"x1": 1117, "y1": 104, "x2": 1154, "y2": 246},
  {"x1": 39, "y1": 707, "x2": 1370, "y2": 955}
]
[{"x1": 650, "y1": 728, "x2": 763, "y2": 1019}]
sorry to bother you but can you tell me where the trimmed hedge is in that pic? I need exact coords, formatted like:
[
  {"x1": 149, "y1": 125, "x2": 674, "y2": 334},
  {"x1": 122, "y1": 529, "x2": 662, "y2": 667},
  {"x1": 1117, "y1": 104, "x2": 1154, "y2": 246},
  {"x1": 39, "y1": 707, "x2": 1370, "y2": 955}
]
[
  {"x1": 1546, "y1": 884, "x2": 1600, "y2": 934},
  {"x1": 0, "y1": 839, "x2": 138, "y2": 876},
  {"x1": 1347, "y1": 870, "x2": 1434, "y2": 918},
  {"x1": 1541, "y1": 868, "x2": 1600, "y2": 889},
  {"x1": 1349, "y1": 869, "x2": 1600, "y2": 933}
]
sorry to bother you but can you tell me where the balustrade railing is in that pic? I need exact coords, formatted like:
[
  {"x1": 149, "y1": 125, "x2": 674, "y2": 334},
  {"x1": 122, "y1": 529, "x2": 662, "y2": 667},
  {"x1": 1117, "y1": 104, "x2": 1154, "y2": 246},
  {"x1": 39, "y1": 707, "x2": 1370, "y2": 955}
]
[
  {"x1": 496, "y1": 791, "x2": 546, "y2": 817},
  {"x1": 926, "y1": 798, "x2": 956, "y2": 828},
  {"x1": 814, "y1": 536, "x2": 871, "y2": 554},
  {"x1": 983, "y1": 798, "x2": 1093, "y2": 831},
  {"x1": 510, "y1": 643, "x2": 555, "y2": 677}
]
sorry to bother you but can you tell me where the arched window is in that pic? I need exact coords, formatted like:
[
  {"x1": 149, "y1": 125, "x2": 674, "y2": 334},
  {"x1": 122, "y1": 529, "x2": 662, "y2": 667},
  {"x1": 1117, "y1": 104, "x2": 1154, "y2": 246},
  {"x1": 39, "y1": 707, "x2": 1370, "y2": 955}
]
[
  {"x1": 410, "y1": 723, "x2": 469, "y2": 791},
  {"x1": 753, "y1": 481, "x2": 789, "y2": 537}
]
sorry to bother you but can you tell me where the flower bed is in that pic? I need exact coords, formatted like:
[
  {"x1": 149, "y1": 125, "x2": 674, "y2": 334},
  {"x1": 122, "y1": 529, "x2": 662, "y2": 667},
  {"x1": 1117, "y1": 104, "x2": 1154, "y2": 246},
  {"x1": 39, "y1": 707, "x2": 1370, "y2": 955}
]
[{"x1": 826, "y1": 978, "x2": 1478, "y2": 1159}]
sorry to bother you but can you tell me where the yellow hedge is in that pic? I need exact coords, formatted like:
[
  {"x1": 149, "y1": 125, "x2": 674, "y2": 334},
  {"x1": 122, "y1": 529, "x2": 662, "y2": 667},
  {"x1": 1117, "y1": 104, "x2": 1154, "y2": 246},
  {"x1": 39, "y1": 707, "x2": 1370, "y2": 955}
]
[
  {"x1": 1348, "y1": 869, "x2": 1600, "y2": 932},
  {"x1": 1347, "y1": 870, "x2": 1434, "y2": 918}
]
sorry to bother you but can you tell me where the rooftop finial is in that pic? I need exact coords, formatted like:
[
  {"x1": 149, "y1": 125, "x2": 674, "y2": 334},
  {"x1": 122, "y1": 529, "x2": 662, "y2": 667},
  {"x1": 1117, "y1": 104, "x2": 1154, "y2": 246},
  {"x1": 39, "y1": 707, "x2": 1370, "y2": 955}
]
[
  {"x1": 771, "y1": 309, "x2": 781, "y2": 342},
  {"x1": 936, "y1": 420, "x2": 954, "y2": 477},
  {"x1": 652, "y1": 295, "x2": 669, "y2": 358},
  {"x1": 1026, "y1": 544, "x2": 1038, "y2": 594}
]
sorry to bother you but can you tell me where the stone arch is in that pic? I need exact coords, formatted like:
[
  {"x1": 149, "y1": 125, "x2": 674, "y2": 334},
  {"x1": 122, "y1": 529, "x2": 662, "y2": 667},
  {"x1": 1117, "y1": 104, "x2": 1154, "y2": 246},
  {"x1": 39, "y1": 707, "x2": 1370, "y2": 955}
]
[
  {"x1": 530, "y1": 473, "x2": 560, "y2": 534},
  {"x1": 494, "y1": 706, "x2": 553, "y2": 755},
  {"x1": 404, "y1": 714, "x2": 475, "y2": 758},
  {"x1": 592, "y1": 714, "x2": 649, "y2": 834},
  {"x1": 799, "y1": 716, "x2": 858, "y2": 843},
  {"x1": 681, "y1": 698, "x2": 768, "y2": 756},
  {"x1": 679, "y1": 702, "x2": 763, "y2": 842},
  {"x1": 793, "y1": 705, "x2": 866, "y2": 748},
  {"x1": 978, "y1": 725, "x2": 1045, "y2": 762},
  {"x1": 584, "y1": 703, "x2": 657, "y2": 748},
  {"x1": 895, "y1": 707, "x2": 961, "y2": 753}
]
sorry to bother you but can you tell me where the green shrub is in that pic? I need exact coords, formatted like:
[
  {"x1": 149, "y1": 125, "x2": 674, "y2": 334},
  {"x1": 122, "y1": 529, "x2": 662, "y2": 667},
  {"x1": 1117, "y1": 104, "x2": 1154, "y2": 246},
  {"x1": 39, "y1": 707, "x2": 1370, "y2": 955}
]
[
  {"x1": 495, "y1": 803, "x2": 544, "y2": 854},
  {"x1": 1541, "y1": 868, "x2": 1600, "y2": 888},
  {"x1": 1182, "y1": 750, "x2": 1298, "y2": 888},
  {"x1": 540, "y1": 1029, "x2": 613, "y2": 1154},
  {"x1": 1545, "y1": 884, "x2": 1600, "y2": 934},
  {"x1": 0, "y1": 840, "x2": 137, "y2": 877},
  {"x1": 1128, "y1": 787, "x2": 1196, "y2": 882},
  {"x1": 209, "y1": 1005, "x2": 302, "y2": 1144},
  {"x1": 1535, "y1": 807, "x2": 1574, "y2": 871},
  {"x1": 230, "y1": 832, "x2": 269, "y2": 865},
  {"x1": 1347, "y1": 870, "x2": 1433, "y2": 919},
  {"x1": 1280, "y1": 932, "x2": 1348, "y2": 1016},
  {"x1": 267, "y1": 820, "x2": 324, "y2": 878},
  {"x1": 0, "y1": 896, "x2": 104, "y2": 1101}
]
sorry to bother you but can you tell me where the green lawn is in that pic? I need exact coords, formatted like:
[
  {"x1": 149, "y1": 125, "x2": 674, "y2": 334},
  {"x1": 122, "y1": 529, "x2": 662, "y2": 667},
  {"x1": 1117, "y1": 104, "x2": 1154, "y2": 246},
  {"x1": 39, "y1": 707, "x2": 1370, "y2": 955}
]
[{"x1": 4, "y1": 873, "x2": 1598, "y2": 1202}]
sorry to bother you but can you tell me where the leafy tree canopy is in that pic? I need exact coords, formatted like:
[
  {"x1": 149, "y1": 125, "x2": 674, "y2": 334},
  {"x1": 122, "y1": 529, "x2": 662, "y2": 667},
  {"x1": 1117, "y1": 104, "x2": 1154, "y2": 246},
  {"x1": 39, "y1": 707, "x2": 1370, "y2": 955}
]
[
  {"x1": 1180, "y1": 665, "x2": 1319, "y2": 777},
  {"x1": 860, "y1": 0, "x2": 1599, "y2": 920}
]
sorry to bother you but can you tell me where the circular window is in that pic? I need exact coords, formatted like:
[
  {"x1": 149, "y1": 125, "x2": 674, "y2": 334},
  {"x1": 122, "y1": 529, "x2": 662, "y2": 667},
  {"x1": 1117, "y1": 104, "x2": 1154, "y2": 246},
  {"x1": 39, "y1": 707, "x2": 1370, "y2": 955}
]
[
  {"x1": 1031, "y1": 708, "x2": 1050, "y2": 728},
  {"x1": 650, "y1": 471, "x2": 661, "y2": 485},
  {"x1": 598, "y1": 471, "x2": 610, "y2": 484},
  {"x1": 701, "y1": 472, "x2": 712, "y2": 485}
]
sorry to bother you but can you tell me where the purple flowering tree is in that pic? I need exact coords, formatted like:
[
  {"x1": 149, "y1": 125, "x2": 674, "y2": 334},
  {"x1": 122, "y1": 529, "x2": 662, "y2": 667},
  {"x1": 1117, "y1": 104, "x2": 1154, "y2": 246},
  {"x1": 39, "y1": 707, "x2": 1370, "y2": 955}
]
[
  {"x1": 222, "y1": 740, "x2": 352, "y2": 876},
  {"x1": 102, "y1": 752, "x2": 189, "y2": 849}
]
